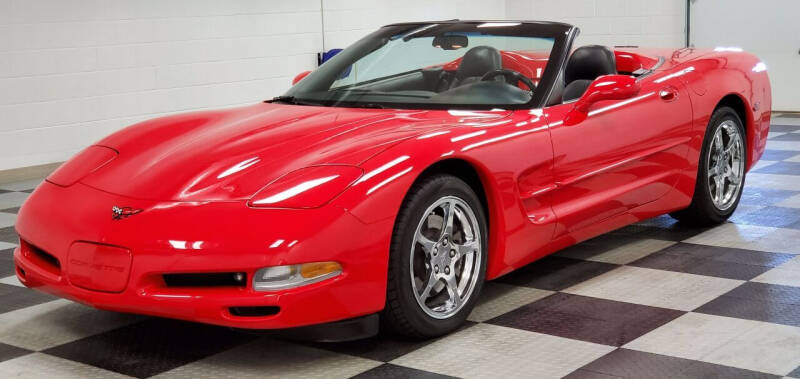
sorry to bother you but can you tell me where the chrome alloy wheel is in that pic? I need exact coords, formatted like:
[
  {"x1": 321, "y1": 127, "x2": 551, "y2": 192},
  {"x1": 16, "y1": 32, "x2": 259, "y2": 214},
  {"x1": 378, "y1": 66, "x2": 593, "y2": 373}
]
[
  {"x1": 410, "y1": 196, "x2": 482, "y2": 319},
  {"x1": 707, "y1": 120, "x2": 745, "y2": 211}
]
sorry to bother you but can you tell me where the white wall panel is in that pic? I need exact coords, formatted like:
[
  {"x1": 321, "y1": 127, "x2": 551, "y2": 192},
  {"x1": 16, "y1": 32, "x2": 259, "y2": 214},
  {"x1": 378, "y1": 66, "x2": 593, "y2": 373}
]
[
  {"x1": 0, "y1": 0, "x2": 323, "y2": 170},
  {"x1": 506, "y1": 0, "x2": 686, "y2": 48},
  {"x1": 690, "y1": 0, "x2": 799, "y2": 111},
  {"x1": 321, "y1": 0, "x2": 507, "y2": 49}
]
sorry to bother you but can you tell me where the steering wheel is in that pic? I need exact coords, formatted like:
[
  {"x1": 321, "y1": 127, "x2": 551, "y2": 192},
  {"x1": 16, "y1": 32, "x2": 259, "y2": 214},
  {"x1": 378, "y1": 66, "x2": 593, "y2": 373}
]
[{"x1": 480, "y1": 69, "x2": 536, "y2": 91}]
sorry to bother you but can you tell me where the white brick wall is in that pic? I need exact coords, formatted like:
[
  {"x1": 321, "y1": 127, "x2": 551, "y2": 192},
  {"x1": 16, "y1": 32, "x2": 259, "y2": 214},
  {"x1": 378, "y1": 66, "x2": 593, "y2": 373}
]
[
  {"x1": 505, "y1": 0, "x2": 686, "y2": 48},
  {"x1": 0, "y1": 0, "x2": 685, "y2": 171},
  {"x1": 321, "y1": 0, "x2": 507, "y2": 49},
  {"x1": 0, "y1": 0, "x2": 323, "y2": 170}
]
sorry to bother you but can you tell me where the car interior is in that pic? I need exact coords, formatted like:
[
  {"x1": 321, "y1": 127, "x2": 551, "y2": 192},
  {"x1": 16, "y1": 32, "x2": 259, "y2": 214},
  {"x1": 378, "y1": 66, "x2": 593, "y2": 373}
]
[
  {"x1": 561, "y1": 45, "x2": 618, "y2": 102},
  {"x1": 323, "y1": 43, "x2": 659, "y2": 107}
]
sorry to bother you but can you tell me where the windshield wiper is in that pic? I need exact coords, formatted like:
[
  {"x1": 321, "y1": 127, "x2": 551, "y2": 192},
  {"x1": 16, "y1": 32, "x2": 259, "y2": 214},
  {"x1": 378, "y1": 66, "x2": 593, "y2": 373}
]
[
  {"x1": 269, "y1": 96, "x2": 325, "y2": 106},
  {"x1": 270, "y1": 95, "x2": 298, "y2": 104},
  {"x1": 345, "y1": 102, "x2": 386, "y2": 109}
]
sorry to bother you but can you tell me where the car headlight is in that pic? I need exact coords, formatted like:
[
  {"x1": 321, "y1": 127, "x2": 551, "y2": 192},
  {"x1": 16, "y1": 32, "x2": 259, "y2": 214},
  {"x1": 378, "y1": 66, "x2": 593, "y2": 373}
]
[
  {"x1": 46, "y1": 145, "x2": 118, "y2": 187},
  {"x1": 253, "y1": 262, "x2": 342, "y2": 291},
  {"x1": 247, "y1": 165, "x2": 362, "y2": 209}
]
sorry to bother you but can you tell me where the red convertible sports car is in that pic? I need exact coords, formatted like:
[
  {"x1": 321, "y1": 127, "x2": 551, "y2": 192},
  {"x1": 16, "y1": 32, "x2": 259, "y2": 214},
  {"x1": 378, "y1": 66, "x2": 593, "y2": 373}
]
[{"x1": 14, "y1": 20, "x2": 770, "y2": 340}]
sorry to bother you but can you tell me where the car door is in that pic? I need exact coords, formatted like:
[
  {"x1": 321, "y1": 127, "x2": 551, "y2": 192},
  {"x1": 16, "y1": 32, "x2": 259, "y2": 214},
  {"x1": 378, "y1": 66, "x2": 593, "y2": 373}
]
[{"x1": 543, "y1": 75, "x2": 693, "y2": 237}]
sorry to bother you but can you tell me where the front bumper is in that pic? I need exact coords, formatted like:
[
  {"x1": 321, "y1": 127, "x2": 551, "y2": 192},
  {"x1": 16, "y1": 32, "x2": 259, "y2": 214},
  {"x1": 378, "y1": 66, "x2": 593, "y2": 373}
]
[{"x1": 14, "y1": 181, "x2": 390, "y2": 329}]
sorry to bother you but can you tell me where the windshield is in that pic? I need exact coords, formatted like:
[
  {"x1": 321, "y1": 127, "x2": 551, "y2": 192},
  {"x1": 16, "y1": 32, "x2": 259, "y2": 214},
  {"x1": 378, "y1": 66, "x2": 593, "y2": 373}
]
[{"x1": 283, "y1": 21, "x2": 572, "y2": 110}]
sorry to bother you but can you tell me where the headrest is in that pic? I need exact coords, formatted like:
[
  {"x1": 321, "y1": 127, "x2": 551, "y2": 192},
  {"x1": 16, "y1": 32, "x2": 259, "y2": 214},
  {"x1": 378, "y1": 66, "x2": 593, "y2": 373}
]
[
  {"x1": 565, "y1": 45, "x2": 617, "y2": 83},
  {"x1": 456, "y1": 46, "x2": 503, "y2": 80}
]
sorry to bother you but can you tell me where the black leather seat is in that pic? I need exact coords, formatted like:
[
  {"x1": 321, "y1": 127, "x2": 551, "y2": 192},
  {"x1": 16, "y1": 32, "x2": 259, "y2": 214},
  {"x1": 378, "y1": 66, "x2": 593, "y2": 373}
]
[
  {"x1": 439, "y1": 46, "x2": 502, "y2": 91},
  {"x1": 562, "y1": 45, "x2": 617, "y2": 102}
]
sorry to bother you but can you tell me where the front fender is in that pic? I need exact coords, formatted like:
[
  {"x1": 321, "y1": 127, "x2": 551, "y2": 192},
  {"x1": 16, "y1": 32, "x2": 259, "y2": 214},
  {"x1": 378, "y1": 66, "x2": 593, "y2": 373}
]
[{"x1": 331, "y1": 109, "x2": 556, "y2": 279}]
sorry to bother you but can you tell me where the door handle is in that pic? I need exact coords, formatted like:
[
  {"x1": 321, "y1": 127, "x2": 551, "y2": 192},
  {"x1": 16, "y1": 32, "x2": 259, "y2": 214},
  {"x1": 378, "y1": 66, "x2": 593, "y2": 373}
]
[{"x1": 659, "y1": 86, "x2": 679, "y2": 102}]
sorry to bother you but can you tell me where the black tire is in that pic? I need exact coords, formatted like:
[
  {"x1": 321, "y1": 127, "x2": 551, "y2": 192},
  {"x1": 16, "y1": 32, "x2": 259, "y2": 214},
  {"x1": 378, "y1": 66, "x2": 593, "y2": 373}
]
[
  {"x1": 670, "y1": 106, "x2": 747, "y2": 226},
  {"x1": 382, "y1": 174, "x2": 488, "y2": 338}
]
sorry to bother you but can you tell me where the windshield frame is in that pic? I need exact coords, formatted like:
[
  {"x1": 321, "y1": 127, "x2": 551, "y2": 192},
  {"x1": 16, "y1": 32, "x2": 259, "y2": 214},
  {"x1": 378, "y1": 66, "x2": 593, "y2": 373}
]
[{"x1": 282, "y1": 20, "x2": 578, "y2": 110}]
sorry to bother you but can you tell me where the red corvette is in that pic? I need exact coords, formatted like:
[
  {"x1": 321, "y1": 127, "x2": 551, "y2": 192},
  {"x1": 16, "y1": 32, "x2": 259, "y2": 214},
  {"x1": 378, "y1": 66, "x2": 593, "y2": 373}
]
[{"x1": 14, "y1": 21, "x2": 770, "y2": 339}]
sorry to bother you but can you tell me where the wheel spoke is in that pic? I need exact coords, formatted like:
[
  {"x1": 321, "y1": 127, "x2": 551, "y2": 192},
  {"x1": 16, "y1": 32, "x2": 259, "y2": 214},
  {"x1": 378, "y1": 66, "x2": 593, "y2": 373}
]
[
  {"x1": 456, "y1": 240, "x2": 479, "y2": 260},
  {"x1": 418, "y1": 271, "x2": 438, "y2": 301},
  {"x1": 415, "y1": 229, "x2": 436, "y2": 254},
  {"x1": 714, "y1": 175, "x2": 724, "y2": 202},
  {"x1": 728, "y1": 172, "x2": 741, "y2": 185},
  {"x1": 724, "y1": 138, "x2": 736, "y2": 154},
  {"x1": 713, "y1": 131, "x2": 723, "y2": 153},
  {"x1": 444, "y1": 274, "x2": 461, "y2": 308},
  {"x1": 440, "y1": 200, "x2": 456, "y2": 239}
]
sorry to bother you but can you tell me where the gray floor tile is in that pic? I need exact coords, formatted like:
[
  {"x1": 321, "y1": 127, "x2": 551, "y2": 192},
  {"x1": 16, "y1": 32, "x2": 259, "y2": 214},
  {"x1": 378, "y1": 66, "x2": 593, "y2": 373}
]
[
  {"x1": 761, "y1": 149, "x2": 800, "y2": 161},
  {"x1": 153, "y1": 336, "x2": 381, "y2": 379},
  {"x1": 467, "y1": 281, "x2": 552, "y2": 322},
  {"x1": 556, "y1": 238, "x2": 675, "y2": 265},
  {"x1": 629, "y1": 242, "x2": 794, "y2": 280},
  {"x1": 771, "y1": 133, "x2": 800, "y2": 142},
  {"x1": 487, "y1": 293, "x2": 684, "y2": 346},
  {"x1": 392, "y1": 323, "x2": 615, "y2": 379},
  {"x1": 685, "y1": 223, "x2": 800, "y2": 255},
  {"x1": 747, "y1": 173, "x2": 800, "y2": 191},
  {"x1": 563, "y1": 266, "x2": 743, "y2": 311},
  {"x1": 755, "y1": 162, "x2": 800, "y2": 175},
  {"x1": 694, "y1": 282, "x2": 800, "y2": 327},
  {"x1": 0, "y1": 353, "x2": 132, "y2": 379},
  {"x1": 496, "y1": 256, "x2": 618, "y2": 291},
  {"x1": 572, "y1": 348, "x2": 778, "y2": 379},
  {"x1": 0, "y1": 179, "x2": 43, "y2": 192},
  {"x1": 0, "y1": 227, "x2": 18, "y2": 244},
  {"x1": 1, "y1": 248, "x2": 17, "y2": 278},
  {"x1": 0, "y1": 299, "x2": 142, "y2": 351},
  {"x1": 731, "y1": 206, "x2": 800, "y2": 229},
  {"x1": 352, "y1": 363, "x2": 457, "y2": 379},
  {"x1": 0, "y1": 284, "x2": 56, "y2": 314},
  {"x1": 778, "y1": 193, "x2": 800, "y2": 209},
  {"x1": 0, "y1": 342, "x2": 31, "y2": 363},
  {"x1": 305, "y1": 322, "x2": 476, "y2": 363},
  {"x1": 0, "y1": 275, "x2": 22, "y2": 287},
  {"x1": 0, "y1": 213, "x2": 16, "y2": 229},
  {"x1": 0, "y1": 192, "x2": 28, "y2": 210},
  {"x1": 625, "y1": 312, "x2": 800, "y2": 375},
  {"x1": 45, "y1": 318, "x2": 257, "y2": 378}
]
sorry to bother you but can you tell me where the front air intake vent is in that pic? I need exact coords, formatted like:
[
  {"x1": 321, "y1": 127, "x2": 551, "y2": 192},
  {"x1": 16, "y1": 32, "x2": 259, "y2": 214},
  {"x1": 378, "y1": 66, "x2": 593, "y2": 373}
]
[
  {"x1": 229, "y1": 306, "x2": 280, "y2": 317},
  {"x1": 162, "y1": 272, "x2": 246, "y2": 288},
  {"x1": 21, "y1": 240, "x2": 61, "y2": 275}
]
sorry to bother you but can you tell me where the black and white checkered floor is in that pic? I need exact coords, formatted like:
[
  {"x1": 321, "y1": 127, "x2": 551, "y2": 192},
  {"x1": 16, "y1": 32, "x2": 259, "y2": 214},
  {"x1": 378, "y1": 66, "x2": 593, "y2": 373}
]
[{"x1": 2, "y1": 115, "x2": 800, "y2": 378}]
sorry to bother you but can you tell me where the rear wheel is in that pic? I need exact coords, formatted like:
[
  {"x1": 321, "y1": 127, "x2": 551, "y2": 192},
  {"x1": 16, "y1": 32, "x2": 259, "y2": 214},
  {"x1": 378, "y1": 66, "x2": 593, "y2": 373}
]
[
  {"x1": 670, "y1": 106, "x2": 746, "y2": 225},
  {"x1": 383, "y1": 174, "x2": 487, "y2": 338}
]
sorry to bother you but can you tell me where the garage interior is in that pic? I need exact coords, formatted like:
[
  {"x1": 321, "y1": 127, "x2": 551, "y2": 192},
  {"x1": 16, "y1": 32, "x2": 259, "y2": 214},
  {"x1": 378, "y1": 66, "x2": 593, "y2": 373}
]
[{"x1": 1, "y1": 1, "x2": 799, "y2": 378}]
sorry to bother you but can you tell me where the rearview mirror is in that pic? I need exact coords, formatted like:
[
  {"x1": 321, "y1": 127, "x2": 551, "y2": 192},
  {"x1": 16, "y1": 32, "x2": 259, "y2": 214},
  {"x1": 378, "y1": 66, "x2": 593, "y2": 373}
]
[
  {"x1": 432, "y1": 34, "x2": 468, "y2": 50},
  {"x1": 292, "y1": 71, "x2": 311, "y2": 85},
  {"x1": 564, "y1": 75, "x2": 640, "y2": 125}
]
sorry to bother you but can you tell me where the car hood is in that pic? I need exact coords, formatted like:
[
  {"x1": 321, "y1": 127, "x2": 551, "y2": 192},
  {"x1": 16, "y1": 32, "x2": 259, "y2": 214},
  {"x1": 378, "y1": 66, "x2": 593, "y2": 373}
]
[{"x1": 81, "y1": 102, "x2": 510, "y2": 202}]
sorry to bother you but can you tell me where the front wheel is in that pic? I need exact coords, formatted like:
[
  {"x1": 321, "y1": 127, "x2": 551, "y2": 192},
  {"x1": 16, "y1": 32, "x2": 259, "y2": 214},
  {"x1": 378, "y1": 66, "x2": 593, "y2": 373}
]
[
  {"x1": 670, "y1": 106, "x2": 747, "y2": 225},
  {"x1": 383, "y1": 174, "x2": 488, "y2": 338}
]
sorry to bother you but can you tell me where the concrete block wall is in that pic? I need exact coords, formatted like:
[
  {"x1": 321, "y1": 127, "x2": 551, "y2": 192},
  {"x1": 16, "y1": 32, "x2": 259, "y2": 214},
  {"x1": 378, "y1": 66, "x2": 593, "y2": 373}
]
[
  {"x1": 505, "y1": 0, "x2": 686, "y2": 47},
  {"x1": 0, "y1": 0, "x2": 323, "y2": 170}
]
